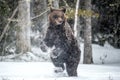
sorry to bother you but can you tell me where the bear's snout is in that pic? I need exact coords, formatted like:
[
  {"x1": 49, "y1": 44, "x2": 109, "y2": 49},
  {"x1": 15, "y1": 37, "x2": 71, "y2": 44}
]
[{"x1": 55, "y1": 17, "x2": 64, "y2": 25}]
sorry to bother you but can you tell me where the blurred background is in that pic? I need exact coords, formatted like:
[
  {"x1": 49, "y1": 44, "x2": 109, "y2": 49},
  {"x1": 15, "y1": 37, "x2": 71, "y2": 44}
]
[{"x1": 0, "y1": 0, "x2": 120, "y2": 63}]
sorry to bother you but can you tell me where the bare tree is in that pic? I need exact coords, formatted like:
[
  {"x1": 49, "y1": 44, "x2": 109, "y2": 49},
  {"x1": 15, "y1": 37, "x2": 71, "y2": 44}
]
[
  {"x1": 73, "y1": 0, "x2": 81, "y2": 48},
  {"x1": 16, "y1": 0, "x2": 31, "y2": 53},
  {"x1": 83, "y1": 0, "x2": 93, "y2": 64},
  {"x1": 52, "y1": 0, "x2": 59, "y2": 8},
  {"x1": 74, "y1": 0, "x2": 80, "y2": 38}
]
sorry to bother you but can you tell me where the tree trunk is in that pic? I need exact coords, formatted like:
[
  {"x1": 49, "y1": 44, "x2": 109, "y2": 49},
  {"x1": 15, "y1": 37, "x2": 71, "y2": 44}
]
[
  {"x1": 52, "y1": 0, "x2": 59, "y2": 8},
  {"x1": 83, "y1": 0, "x2": 93, "y2": 64},
  {"x1": 74, "y1": 0, "x2": 81, "y2": 47},
  {"x1": 74, "y1": 0, "x2": 80, "y2": 38},
  {"x1": 16, "y1": 0, "x2": 31, "y2": 53}
]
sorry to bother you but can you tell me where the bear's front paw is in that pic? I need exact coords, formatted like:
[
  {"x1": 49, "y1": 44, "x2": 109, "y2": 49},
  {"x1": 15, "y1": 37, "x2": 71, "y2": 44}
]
[{"x1": 54, "y1": 67, "x2": 64, "y2": 73}]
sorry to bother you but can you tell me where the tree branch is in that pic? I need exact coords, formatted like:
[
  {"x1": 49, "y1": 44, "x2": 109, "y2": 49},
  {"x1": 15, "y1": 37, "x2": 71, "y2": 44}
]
[
  {"x1": 0, "y1": 7, "x2": 18, "y2": 42},
  {"x1": 31, "y1": 9, "x2": 49, "y2": 20},
  {"x1": 8, "y1": 18, "x2": 18, "y2": 22}
]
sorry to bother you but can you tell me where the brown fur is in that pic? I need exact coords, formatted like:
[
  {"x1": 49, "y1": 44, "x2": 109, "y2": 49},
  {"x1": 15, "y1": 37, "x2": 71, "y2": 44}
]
[{"x1": 44, "y1": 7, "x2": 81, "y2": 76}]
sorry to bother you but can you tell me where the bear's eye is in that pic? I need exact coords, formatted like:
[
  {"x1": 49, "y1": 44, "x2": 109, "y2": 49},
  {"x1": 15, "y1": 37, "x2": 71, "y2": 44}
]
[{"x1": 53, "y1": 15, "x2": 58, "y2": 19}]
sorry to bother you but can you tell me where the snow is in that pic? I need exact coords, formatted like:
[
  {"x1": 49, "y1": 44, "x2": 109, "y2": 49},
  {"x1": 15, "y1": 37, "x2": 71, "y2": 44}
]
[
  {"x1": 0, "y1": 42, "x2": 120, "y2": 80},
  {"x1": 0, "y1": 62, "x2": 120, "y2": 80},
  {"x1": 1, "y1": 42, "x2": 120, "y2": 63},
  {"x1": 80, "y1": 42, "x2": 120, "y2": 64}
]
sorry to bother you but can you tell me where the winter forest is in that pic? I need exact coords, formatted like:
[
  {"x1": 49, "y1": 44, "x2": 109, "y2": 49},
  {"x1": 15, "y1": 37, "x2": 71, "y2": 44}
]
[{"x1": 0, "y1": 0, "x2": 120, "y2": 80}]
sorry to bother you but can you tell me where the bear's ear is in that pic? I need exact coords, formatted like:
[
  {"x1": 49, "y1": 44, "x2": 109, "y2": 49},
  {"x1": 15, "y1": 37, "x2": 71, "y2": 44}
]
[
  {"x1": 61, "y1": 7, "x2": 66, "y2": 13},
  {"x1": 50, "y1": 6, "x2": 53, "y2": 12},
  {"x1": 50, "y1": 6, "x2": 55, "y2": 12}
]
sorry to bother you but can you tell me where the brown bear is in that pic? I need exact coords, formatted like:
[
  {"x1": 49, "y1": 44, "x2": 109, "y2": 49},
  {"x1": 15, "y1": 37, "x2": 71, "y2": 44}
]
[{"x1": 44, "y1": 7, "x2": 81, "y2": 76}]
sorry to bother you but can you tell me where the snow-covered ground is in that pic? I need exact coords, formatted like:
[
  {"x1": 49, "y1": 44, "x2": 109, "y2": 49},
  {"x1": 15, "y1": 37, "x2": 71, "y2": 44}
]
[
  {"x1": 1, "y1": 42, "x2": 120, "y2": 64},
  {"x1": 0, "y1": 43, "x2": 120, "y2": 80},
  {"x1": 0, "y1": 62, "x2": 120, "y2": 80},
  {"x1": 80, "y1": 42, "x2": 120, "y2": 64}
]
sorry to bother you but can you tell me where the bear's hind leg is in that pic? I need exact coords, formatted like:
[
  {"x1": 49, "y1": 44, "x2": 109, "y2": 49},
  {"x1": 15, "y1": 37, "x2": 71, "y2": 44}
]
[
  {"x1": 51, "y1": 57, "x2": 65, "y2": 73},
  {"x1": 66, "y1": 61, "x2": 79, "y2": 76}
]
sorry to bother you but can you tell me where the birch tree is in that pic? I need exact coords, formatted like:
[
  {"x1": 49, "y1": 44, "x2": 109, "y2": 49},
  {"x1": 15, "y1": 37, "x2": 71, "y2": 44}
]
[
  {"x1": 74, "y1": 0, "x2": 81, "y2": 47},
  {"x1": 16, "y1": 0, "x2": 31, "y2": 53},
  {"x1": 83, "y1": 0, "x2": 93, "y2": 64},
  {"x1": 74, "y1": 0, "x2": 80, "y2": 38}
]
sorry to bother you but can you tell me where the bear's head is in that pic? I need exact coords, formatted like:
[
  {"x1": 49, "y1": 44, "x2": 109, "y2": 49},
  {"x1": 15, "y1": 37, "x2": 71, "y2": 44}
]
[{"x1": 49, "y1": 7, "x2": 66, "y2": 26}]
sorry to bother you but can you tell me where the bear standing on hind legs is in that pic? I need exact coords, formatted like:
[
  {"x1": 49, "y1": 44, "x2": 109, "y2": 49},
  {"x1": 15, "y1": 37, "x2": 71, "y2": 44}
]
[{"x1": 44, "y1": 7, "x2": 81, "y2": 76}]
